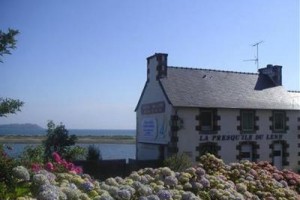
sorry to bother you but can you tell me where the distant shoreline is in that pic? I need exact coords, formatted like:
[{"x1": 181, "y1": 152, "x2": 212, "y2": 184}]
[{"x1": 0, "y1": 135, "x2": 136, "y2": 144}]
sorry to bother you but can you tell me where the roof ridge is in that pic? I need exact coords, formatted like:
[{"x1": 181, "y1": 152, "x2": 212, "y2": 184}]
[
  {"x1": 168, "y1": 66, "x2": 258, "y2": 75},
  {"x1": 288, "y1": 90, "x2": 300, "y2": 93}
]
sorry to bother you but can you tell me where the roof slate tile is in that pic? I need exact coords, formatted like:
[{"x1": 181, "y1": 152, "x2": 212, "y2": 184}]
[{"x1": 159, "y1": 67, "x2": 300, "y2": 110}]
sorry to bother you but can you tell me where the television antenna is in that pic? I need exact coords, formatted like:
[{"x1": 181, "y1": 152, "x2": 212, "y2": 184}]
[{"x1": 243, "y1": 41, "x2": 264, "y2": 70}]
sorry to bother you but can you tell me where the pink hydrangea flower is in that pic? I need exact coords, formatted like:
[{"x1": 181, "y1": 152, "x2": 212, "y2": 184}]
[
  {"x1": 45, "y1": 162, "x2": 54, "y2": 171},
  {"x1": 67, "y1": 163, "x2": 75, "y2": 170},
  {"x1": 52, "y1": 152, "x2": 61, "y2": 163},
  {"x1": 31, "y1": 163, "x2": 41, "y2": 172}
]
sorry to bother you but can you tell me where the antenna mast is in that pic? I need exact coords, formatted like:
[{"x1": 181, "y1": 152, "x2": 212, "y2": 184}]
[{"x1": 244, "y1": 40, "x2": 264, "y2": 70}]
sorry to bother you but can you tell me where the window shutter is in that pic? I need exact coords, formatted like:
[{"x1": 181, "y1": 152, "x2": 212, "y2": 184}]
[
  {"x1": 213, "y1": 115, "x2": 221, "y2": 121},
  {"x1": 214, "y1": 125, "x2": 221, "y2": 131}
]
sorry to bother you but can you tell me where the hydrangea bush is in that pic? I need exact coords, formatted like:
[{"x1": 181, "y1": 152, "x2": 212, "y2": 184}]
[{"x1": 2, "y1": 153, "x2": 300, "y2": 199}]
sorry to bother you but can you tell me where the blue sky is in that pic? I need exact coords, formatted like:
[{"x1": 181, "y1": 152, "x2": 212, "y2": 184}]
[{"x1": 1, "y1": 0, "x2": 299, "y2": 129}]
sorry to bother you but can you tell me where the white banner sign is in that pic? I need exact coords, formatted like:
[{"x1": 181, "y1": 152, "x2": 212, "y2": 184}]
[{"x1": 141, "y1": 118, "x2": 157, "y2": 140}]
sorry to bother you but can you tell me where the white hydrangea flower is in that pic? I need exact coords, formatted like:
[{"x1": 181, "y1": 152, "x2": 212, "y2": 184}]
[
  {"x1": 117, "y1": 189, "x2": 132, "y2": 200},
  {"x1": 33, "y1": 174, "x2": 50, "y2": 186},
  {"x1": 12, "y1": 166, "x2": 30, "y2": 181},
  {"x1": 37, "y1": 184, "x2": 60, "y2": 200}
]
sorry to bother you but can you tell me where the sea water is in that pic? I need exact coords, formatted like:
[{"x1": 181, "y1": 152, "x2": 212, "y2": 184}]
[
  {"x1": 0, "y1": 128, "x2": 135, "y2": 136},
  {"x1": 1, "y1": 129, "x2": 136, "y2": 159},
  {"x1": 4, "y1": 143, "x2": 136, "y2": 160}
]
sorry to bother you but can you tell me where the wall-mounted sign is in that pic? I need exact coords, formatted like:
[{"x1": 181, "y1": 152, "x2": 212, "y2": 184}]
[
  {"x1": 199, "y1": 134, "x2": 283, "y2": 142},
  {"x1": 141, "y1": 101, "x2": 165, "y2": 115},
  {"x1": 141, "y1": 118, "x2": 157, "y2": 140},
  {"x1": 139, "y1": 116, "x2": 168, "y2": 144}
]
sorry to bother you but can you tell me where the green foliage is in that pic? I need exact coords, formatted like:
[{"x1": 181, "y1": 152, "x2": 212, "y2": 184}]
[
  {"x1": 0, "y1": 144, "x2": 18, "y2": 198},
  {"x1": 63, "y1": 145, "x2": 86, "y2": 161},
  {"x1": 43, "y1": 120, "x2": 78, "y2": 161},
  {"x1": 0, "y1": 97, "x2": 24, "y2": 117},
  {"x1": 0, "y1": 28, "x2": 19, "y2": 62},
  {"x1": 163, "y1": 153, "x2": 192, "y2": 172},
  {"x1": 86, "y1": 145, "x2": 102, "y2": 161},
  {"x1": 0, "y1": 29, "x2": 24, "y2": 118},
  {"x1": 19, "y1": 145, "x2": 45, "y2": 167}
]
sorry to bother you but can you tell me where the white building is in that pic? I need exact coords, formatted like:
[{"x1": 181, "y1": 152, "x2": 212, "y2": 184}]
[{"x1": 135, "y1": 53, "x2": 300, "y2": 171}]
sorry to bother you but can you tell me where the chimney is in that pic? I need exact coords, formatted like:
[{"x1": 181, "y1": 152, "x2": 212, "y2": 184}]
[
  {"x1": 146, "y1": 53, "x2": 168, "y2": 82},
  {"x1": 258, "y1": 64, "x2": 282, "y2": 86}
]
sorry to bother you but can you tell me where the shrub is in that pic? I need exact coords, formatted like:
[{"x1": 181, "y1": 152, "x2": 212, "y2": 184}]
[
  {"x1": 63, "y1": 145, "x2": 86, "y2": 161},
  {"x1": 163, "y1": 153, "x2": 192, "y2": 172},
  {"x1": 0, "y1": 144, "x2": 18, "y2": 198},
  {"x1": 86, "y1": 145, "x2": 102, "y2": 161},
  {"x1": 43, "y1": 120, "x2": 77, "y2": 161},
  {"x1": 19, "y1": 145, "x2": 45, "y2": 168}
]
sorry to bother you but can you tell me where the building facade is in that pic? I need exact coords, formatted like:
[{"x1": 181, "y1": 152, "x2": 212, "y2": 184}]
[{"x1": 135, "y1": 53, "x2": 300, "y2": 171}]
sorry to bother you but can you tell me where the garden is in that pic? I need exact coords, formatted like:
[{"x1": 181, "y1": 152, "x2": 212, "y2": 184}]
[
  {"x1": 1, "y1": 144, "x2": 300, "y2": 200},
  {"x1": 0, "y1": 122, "x2": 300, "y2": 199}
]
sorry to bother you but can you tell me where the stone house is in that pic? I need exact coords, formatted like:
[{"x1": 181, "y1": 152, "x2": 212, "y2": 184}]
[{"x1": 135, "y1": 53, "x2": 300, "y2": 170}]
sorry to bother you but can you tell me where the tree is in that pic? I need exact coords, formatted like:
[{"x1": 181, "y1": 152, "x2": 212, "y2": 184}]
[
  {"x1": 0, "y1": 29, "x2": 19, "y2": 62},
  {"x1": 0, "y1": 29, "x2": 24, "y2": 117},
  {"x1": 43, "y1": 121, "x2": 78, "y2": 160},
  {"x1": 0, "y1": 98, "x2": 24, "y2": 117}
]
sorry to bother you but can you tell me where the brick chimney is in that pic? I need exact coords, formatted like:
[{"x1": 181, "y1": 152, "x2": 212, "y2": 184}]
[
  {"x1": 146, "y1": 53, "x2": 168, "y2": 82},
  {"x1": 258, "y1": 64, "x2": 282, "y2": 86}
]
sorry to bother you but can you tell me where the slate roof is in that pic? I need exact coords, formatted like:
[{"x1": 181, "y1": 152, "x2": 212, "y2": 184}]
[{"x1": 158, "y1": 67, "x2": 300, "y2": 110}]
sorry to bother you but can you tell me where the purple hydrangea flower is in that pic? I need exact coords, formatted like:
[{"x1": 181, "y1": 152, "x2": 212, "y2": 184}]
[
  {"x1": 81, "y1": 181, "x2": 94, "y2": 192},
  {"x1": 164, "y1": 176, "x2": 178, "y2": 187},
  {"x1": 157, "y1": 190, "x2": 172, "y2": 200}
]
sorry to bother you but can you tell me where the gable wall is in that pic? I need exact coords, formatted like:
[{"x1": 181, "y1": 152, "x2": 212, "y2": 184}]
[{"x1": 135, "y1": 55, "x2": 173, "y2": 160}]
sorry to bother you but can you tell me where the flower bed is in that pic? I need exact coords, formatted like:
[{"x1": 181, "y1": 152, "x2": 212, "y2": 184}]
[{"x1": 4, "y1": 153, "x2": 300, "y2": 199}]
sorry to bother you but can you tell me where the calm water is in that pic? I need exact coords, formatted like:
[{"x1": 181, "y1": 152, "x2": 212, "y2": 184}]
[
  {"x1": 4, "y1": 143, "x2": 136, "y2": 160},
  {"x1": 1, "y1": 129, "x2": 136, "y2": 160},
  {"x1": 0, "y1": 128, "x2": 135, "y2": 136}
]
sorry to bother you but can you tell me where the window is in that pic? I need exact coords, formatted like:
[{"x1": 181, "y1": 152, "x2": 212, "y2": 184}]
[
  {"x1": 196, "y1": 109, "x2": 220, "y2": 133},
  {"x1": 273, "y1": 111, "x2": 285, "y2": 132},
  {"x1": 241, "y1": 110, "x2": 255, "y2": 132},
  {"x1": 201, "y1": 110, "x2": 213, "y2": 131},
  {"x1": 240, "y1": 144, "x2": 253, "y2": 161},
  {"x1": 198, "y1": 142, "x2": 219, "y2": 157},
  {"x1": 237, "y1": 141, "x2": 259, "y2": 162}
]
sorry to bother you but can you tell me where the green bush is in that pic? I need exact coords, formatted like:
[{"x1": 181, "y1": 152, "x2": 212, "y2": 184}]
[
  {"x1": 86, "y1": 145, "x2": 102, "y2": 161},
  {"x1": 0, "y1": 144, "x2": 18, "y2": 198},
  {"x1": 63, "y1": 145, "x2": 86, "y2": 161},
  {"x1": 43, "y1": 120, "x2": 77, "y2": 161},
  {"x1": 19, "y1": 145, "x2": 45, "y2": 168},
  {"x1": 163, "y1": 153, "x2": 192, "y2": 172}
]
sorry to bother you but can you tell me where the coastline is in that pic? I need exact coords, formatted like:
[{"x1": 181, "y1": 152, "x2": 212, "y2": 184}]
[{"x1": 0, "y1": 135, "x2": 136, "y2": 144}]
